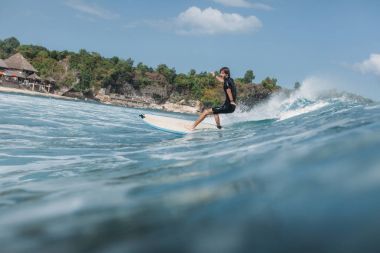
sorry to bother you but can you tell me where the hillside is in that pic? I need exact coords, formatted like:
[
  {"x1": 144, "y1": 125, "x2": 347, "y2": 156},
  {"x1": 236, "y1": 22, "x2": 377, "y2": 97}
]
[{"x1": 0, "y1": 37, "x2": 282, "y2": 112}]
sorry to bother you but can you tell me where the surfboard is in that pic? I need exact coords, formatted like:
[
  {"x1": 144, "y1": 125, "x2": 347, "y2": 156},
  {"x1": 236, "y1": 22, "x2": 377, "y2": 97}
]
[{"x1": 139, "y1": 114, "x2": 216, "y2": 134}]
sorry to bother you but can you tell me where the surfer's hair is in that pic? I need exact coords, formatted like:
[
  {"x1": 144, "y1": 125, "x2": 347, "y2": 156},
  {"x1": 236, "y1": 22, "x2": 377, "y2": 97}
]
[{"x1": 220, "y1": 67, "x2": 230, "y2": 77}]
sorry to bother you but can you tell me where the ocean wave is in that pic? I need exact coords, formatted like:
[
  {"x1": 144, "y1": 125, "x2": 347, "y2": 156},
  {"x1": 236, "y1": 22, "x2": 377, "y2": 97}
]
[{"x1": 1, "y1": 91, "x2": 380, "y2": 253}]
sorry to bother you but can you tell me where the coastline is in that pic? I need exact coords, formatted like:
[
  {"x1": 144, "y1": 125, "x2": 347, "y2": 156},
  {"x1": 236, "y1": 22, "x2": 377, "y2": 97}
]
[
  {"x1": 0, "y1": 86, "x2": 199, "y2": 114},
  {"x1": 0, "y1": 86, "x2": 78, "y2": 101},
  {"x1": 95, "y1": 93, "x2": 200, "y2": 114}
]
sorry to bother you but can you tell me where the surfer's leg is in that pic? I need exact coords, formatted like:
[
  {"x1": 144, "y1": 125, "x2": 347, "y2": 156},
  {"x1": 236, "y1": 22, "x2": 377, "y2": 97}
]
[
  {"x1": 213, "y1": 114, "x2": 221, "y2": 129},
  {"x1": 191, "y1": 109, "x2": 213, "y2": 130}
]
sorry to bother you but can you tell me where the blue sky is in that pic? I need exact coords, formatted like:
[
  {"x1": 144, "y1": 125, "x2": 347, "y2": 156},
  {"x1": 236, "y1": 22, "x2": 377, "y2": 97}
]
[{"x1": 1, "y1": 0, "x2": 379, "y2": 100}]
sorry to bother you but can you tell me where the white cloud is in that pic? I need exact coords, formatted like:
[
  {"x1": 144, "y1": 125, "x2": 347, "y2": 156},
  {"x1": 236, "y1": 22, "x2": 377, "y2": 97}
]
[
  {"x1": 65, "y1": 0, "x2": 119, "y2": 20},
  {"x1": 212, "y1": 0, "x2": 273, "y2": 10},
  {"x1": 176, "y1": 7, "x2": 262, "y2": 35},
  {"x1": 354, "y1": 54, "x2": 380, "y2": 76}
]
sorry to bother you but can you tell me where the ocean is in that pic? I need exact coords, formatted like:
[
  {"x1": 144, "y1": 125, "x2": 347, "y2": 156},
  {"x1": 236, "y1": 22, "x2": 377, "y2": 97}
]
[{"x1": 1, "y1": 84, "x2": 380, "y2": 253}]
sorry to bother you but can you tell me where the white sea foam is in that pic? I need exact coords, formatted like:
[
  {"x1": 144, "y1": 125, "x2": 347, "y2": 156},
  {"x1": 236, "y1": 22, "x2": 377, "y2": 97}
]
[
  {"x1": 278, "y1": 101, "x2": 329, "y2": 121},
  {"x1": 222, "y1": 77, "x2": 334, "y2": 125},
  {"x1": 364, "y1": 104, "x2": 380, "y2": 110}
]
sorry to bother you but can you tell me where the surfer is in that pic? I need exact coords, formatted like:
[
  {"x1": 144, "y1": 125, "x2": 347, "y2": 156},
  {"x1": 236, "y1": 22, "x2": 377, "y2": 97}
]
[{"x1": 189, "y1": 67, "x2": 237, "y2": 130}]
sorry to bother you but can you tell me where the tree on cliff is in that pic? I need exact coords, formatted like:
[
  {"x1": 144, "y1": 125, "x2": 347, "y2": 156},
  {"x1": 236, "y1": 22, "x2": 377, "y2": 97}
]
[
  {"x1": 261, "y1": 77, "x2": 278, "y2": 90},
  {"x1": 156, "y1": 64, "x2": 176, "y2": 84},
  {"x1": 103, "y1": 58, "x2": 134, "y2": 93},
  {"x1": 243, "y1": 70, "x2": 255, "y2": 84},
  {"x1": 136, "y1": 62, "x2": 153, "y2": 75},
  {"x1": 0, "y1": 37, "x2": 20, "y2": 59}
]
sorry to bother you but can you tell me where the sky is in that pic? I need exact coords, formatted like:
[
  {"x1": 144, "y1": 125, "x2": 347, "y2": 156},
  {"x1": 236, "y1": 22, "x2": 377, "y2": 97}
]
[{"x1": 1, "y1": 0, "x2": 379, "y2": 100}]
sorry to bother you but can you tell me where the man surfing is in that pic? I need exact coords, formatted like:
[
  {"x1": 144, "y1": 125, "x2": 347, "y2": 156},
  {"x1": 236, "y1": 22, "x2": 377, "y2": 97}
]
[{"x1": 189, "y1": 67, "x2": 237, "y2": 130}]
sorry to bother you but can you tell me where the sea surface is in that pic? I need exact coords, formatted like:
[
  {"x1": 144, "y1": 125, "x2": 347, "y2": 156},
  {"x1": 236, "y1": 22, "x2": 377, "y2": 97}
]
[{"x1": 1, "y1": 85, "x2": 380, "y2": 253}]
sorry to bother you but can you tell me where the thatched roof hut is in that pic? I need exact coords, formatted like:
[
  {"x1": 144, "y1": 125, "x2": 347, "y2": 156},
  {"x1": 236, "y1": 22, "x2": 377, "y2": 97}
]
[
  {"x1": 28, "y1": 73, "x2": 42, "y2": 81},
  {"x1": 4, "y1": 53, "x2": 37, "y2": 73},
  {"x1": 45, "y1": 77, "x2": 56, "y2": 83},
  {"x1": 0, "y1": 59, "x2": 7, "y2": 69}
]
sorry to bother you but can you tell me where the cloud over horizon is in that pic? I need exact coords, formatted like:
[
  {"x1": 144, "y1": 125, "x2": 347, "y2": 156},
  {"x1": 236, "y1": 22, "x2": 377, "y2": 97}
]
[
  {"x1": 176, "y1": 6, "x2": 262, "y2": 35},
  {"x1": 64, "y1": 0, "x2": 119, "y2": 20},
  {"x1": 354, "y1": 54, "x2": 380, "y2": 76}
]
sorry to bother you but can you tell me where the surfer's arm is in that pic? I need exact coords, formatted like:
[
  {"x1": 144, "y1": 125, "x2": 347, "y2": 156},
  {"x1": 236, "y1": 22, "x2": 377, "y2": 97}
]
[{"x1": 226, "y1": 88, "x2": 236, "y2": 105}]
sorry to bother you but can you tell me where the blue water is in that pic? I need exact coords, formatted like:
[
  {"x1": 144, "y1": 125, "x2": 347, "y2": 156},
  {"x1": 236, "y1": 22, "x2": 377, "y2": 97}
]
[{"x1": 1, "y1": 87, "x2": 380, "y2": 253}]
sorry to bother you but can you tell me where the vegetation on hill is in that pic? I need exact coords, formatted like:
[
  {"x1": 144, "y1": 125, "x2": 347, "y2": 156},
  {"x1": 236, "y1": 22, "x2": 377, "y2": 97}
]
[{"x1": 0, "y1": 37, "x2": 281, "y2": 107}]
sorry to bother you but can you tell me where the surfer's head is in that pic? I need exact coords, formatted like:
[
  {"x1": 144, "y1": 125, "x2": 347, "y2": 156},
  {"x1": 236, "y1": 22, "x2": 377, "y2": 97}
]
[{"x1": 220, "y1": 67, "x2": 230, "y2": 79}]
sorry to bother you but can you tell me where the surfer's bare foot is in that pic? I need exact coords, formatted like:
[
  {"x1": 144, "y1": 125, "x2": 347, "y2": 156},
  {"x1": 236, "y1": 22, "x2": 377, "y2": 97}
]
[{"x1": 185, "y1": 125, "x2": 195, "y2": 131}]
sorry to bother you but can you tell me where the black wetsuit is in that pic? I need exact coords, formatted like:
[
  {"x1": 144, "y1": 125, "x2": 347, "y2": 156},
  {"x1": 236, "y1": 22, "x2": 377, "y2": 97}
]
[{"x1": 212, "y1": 77, "x2": 237, "y2": 114}]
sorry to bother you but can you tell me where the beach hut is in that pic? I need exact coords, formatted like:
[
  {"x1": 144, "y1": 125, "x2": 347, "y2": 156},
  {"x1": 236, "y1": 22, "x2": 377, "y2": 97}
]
[
  {"x1": 4, "y1": 53, "x2": 37, "y2": 74},
  {"x1": 46, "y1": 77, "x2": 56, "y2": 83},
  {"x1": 27, "y1": 73, "x2": 42, "y2": 91},
  {"x1": 28, "y1": 73, "x2": 42, "y2": 81},
  {"x1": 2, "y1": 53, "x2": 38, "y2": 87}
]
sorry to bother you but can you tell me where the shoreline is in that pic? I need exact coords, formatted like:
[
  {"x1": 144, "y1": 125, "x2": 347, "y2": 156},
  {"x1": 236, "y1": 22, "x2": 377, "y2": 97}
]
[
  {"x1": 0, "y1": 86, "x2": 78, "y2": 101},
  {"x1": 0, "y1": 86, "x2": 199, "y2": 114}
]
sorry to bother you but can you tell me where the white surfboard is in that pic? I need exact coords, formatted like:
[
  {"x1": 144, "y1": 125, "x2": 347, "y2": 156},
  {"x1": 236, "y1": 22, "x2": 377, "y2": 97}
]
[{"x1": 139, "y1": 114, "x2": 216, "y2": 134}]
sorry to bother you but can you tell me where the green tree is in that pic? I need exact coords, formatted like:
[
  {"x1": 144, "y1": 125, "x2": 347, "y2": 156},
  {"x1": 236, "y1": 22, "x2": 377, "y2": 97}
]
[
  {"x1": 49, "y1": 50, "x2": 59, "y2": 60},
  {"x1": 18, "y1": 45, "x2": 49, "y2": 59},
  {"x1": 243, "y1": 70, "x2": 255, "y2": 84},
  {"x1": 110, "y1": 56, "x2": 119, "y2": 65},
  {"x1": 174, "y1": 73, "x2": 192, "y2": 93},
  {"x1": 136, "y1": 62, "x2": 151, "y2": 75},
  {"x1": 102, "y1": 59, "x2": 134, "y2": 93},
  {"x1": 156, "y1": 64, "x2": 176, "y2": 84},
  {"x1": 76, "y1": 69, "x2": 92, "y2": 91},
  {"x1": 0, "y1": 37, "x2": 20, "y2": 58},
  {"x1": 60, "y1": 50, "x2": 71, "y2": 60},
  {"x1": 32, "y1": 51, "x2": 61, "y2": 78},
  {"x1": 261, "y1": 77, "x2": 277, "y2": 90},
  {"x1": 189, "y1": 69, "x2": 196, "y2": 76}
]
